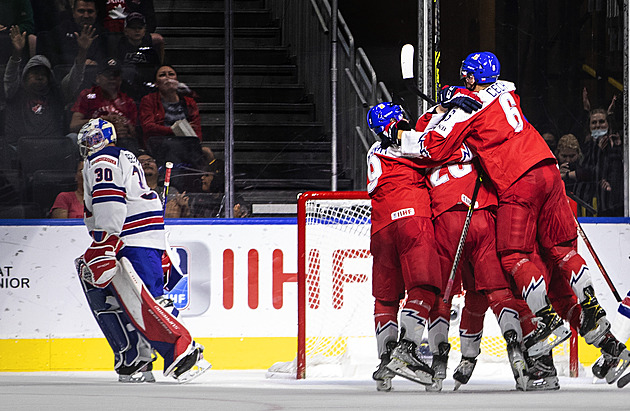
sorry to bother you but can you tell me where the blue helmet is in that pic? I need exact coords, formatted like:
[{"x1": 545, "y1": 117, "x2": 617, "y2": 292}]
[
  {"x1": 460, "y1": 52, "x2": 500, "y2": 84},
  {"x1": 367, "y1": 102, "x2": 404, "y2": 134},
  {"x1": 78, "y1": 118, "x2": 117, "y2": 158}
]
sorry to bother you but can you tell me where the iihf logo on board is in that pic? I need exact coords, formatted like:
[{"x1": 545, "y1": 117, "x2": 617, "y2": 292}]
[{"x1": 165, "y1": 247, "x2": 190, "y2": 310}]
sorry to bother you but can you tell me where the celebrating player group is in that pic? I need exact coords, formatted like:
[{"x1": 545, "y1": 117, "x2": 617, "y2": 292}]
[{"x1": 366, "y1": 50, "x2": 630, "y2": 391}]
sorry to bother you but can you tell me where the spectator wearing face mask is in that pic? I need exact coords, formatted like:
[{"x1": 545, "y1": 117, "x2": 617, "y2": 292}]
[{"x1": 572, "y1": 108, "x2": 612, "y2": 213}]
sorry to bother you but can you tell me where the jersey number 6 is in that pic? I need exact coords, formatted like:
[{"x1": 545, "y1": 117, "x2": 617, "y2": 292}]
[{"x1": 499, "y1": 93, "x2": 524, "y2": 133}]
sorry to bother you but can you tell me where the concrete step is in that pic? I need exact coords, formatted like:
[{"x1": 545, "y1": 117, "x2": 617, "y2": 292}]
[
  {"x1": 156, "y1": 10, "x2": 274, "y2": 28},
  {"x1": 160, "y1": 27, "x2": 281, "y2": 47},
  {"x1": 191, "y1": 85, "x2": 309, "y2": 104},
  {"x1": 154, "y1": 0, "x2": 266, "y2": 11},
  {"x1": 200, "y1": 123, "x2": 326, "y2": 142},
  {"x1": 198, "y1": 103, "x2": 316, "y2": 122},
  {"x1": 165, "y1": 46, "x2": 292, "y2": 65},
  {"x1": 173, "y1": 64, "x2": 298, "y2": 86}
]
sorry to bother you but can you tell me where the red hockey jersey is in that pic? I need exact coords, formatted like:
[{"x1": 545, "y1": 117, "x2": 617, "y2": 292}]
[{"x1": 401, "y1": 80, "x2": 555, "y2": 195}]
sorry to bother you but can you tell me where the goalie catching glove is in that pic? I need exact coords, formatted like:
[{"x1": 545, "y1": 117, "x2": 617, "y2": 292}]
[
  {"x1": 82, "y1": 233, "x2": 124, "y2": 287},
  {"x1": 438, "y1": 85, "x2": 482, "y2": 114}
]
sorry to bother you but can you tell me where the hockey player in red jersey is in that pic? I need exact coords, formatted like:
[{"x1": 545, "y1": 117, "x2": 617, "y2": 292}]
[
  {"x1": 414, "y1": 109, "x2": 540, "y2": 391},
  {"x1": 385, "y1": 51, "x2": 630, "y2": 383},
  {"x1": 366, "y1": 102, "x2": 478, "y2": 391},
  {"x1": 76, "y1": 118, "x2": 210, "y2": 383}
]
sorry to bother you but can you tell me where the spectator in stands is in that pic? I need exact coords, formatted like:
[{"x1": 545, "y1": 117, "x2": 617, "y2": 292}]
[
  {"x1": 0, "y1": 0, "x2": 36, "y2": 61},
  {"x1": 137, "y1": 151, "x2": 190, "y2": 218},
  {"x1": 541, "y1": 131, "x2": 557, "y2": 153},
  {"x1": 116, "y1": 12, "x2": 161, "y2": 102},
  {"x1": 50, "y1": 160, "x2": 84, "y2": 218},
  {"x1": 556, "y1": 133, "x2": 582, "y2": 196},
  {"x1": 44, "y1": 0, "x2": 106, "y2": 67},
  {"x1": 98, "y1": 0, "x2": 164, "y2": 64},
  {"x1": 574, "y1": 108, "x2": 609, "y2": 211},
  {"x1": 139, "y1": 65, "x2": 209, "y2": 158},
  {"x1": 69, "y1": 57, "x2": 138, "y2": 140},
  {"x1": 188, "y1": 159, "x2": 249, "y2": 218},
  {"x1": 596, "y1": 127, "x2": 624, "y2": 217},
  {"x1": 3, "y1": 26, "x2": 67, "y2": 146}
]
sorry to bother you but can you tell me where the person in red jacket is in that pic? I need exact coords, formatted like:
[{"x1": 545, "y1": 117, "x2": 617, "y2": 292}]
[
  {"x1": 139, "y1": 65, "x2": 202, "y2": 147},
  {"x1": 387, "y1": 51, "x2": 630, "y2": 383}
]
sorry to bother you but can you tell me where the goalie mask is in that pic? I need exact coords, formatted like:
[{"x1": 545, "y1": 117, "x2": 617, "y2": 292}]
[
  {"x1": 460, "y1": 52, "x2": 500, "y2": 85},
  {"x1": 367, "y1": 102, "x2": 404, "y2": 134},
  {"x1": 78, "y1": 118, "x2": 117, "y2": 159}
]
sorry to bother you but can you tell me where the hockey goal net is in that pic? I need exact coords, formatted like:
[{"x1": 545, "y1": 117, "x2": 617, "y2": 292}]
[{"x1": 271, "y1": 191, "x2": 578, "y2": 379}]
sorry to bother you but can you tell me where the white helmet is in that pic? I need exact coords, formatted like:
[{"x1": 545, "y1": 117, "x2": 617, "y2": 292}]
[{"x1": 78, "y1": 118, "x2": 117, "y2": 158}]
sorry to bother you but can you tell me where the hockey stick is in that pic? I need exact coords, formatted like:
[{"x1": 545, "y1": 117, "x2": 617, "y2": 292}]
[
  {"x1": 442, "y1": 172, "x2": 483, "y2": 303},
  {"x1": 162, "y1": 161, "x2": 173, "y2": 214},
  {"x1": 574, "y1": 218, "x2": 622, "y2": 303},
  {"x1": 565, "y1": 191, "x2": 621, "y2": 302},
  {"x1": 400, "y1": 44, "x2": 437, "y2": 106}
]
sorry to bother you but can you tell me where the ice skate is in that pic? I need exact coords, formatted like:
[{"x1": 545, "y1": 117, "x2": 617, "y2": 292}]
[
  {"x1": 453, "y1": 356, "x2": 477, "y2": 390},
  {"x1": 579, "y1": 286, "x2": 611, "y2": 345},
  {"x1": 524, "y1": 351, "x2": 559, "y2": 391},
  {"x1": 373, "y1": 341, "x2": 397, "y2": 392},
  {"x1": 118, "y1": 359, "x2": 155, "y2": 383},
  {"x1": 595, "y1": 332, "x2": 630, "y2": 384},
  {"x1": 524, "y1": 304, "x2": 571, "y2": 357},
  {"x1": 426, "y1": 342, "x2": 450, "y2": 392},
  {"x1": 504, "y1": 330, "x2": 528, "y2": 391},
  {"x1": 386, "y1": 339, "x2": 434, "y2": 386},
  {"x1": 592, "y1": 354, "x2": 616, "y2": 380},
  {"x1": 172, "y1": 345, "x2": 212, "y2": 383}
]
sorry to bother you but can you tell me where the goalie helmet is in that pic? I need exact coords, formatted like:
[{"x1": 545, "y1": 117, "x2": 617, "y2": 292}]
[
  {"x1": 78, "y1": 118, "x2": 117, "y2": 158},
  {"x1": 460, "y1": 52, "x2": 500, "y2": 84},
  {"x1": 367, "y1": 102, "x2": 404, "y2": 134}
]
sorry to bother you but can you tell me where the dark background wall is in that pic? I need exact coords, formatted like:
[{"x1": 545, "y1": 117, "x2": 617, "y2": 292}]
[{"x1": 339, "y1": 0, "x2": 624, "y2": 143}]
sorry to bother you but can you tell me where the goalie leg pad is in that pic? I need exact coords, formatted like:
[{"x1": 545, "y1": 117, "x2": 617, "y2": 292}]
[
  {"x1": 112, "y1": 256, "x2": 195, "y2": 375},
  {"x1": 81, "y1": 282, "x2": 153, "y2": 371}
]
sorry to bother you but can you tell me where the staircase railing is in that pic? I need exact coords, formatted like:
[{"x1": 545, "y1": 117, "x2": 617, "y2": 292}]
[{"x1": 267, "y1": 0, "x2": 391, "y2": 190}]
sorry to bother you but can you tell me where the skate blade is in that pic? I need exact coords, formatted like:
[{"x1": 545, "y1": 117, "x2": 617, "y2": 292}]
[
  {"x1": 375, "y1": 377, "x2": 392, "y2": 392},
  {"x1": 118, "y1": 374, "x2": 147, "y2": 383},
  {"x1": 425, "y1": 378, "x2": 443, "y2": 392},
  {"x1": 605, "y1": 349, "x2": 630, "y2": 384},
  {"x1": 528, "y1": 325, "x2": 571, "y2": 358},
  {"x1": 176, "y1": 358, "x2": 212, "y2": 383},
  {"x1": 513, "y1": 360, "x2": 528, "y2": 392},
  {"x1": 527, "y1": 376, "x2": 560, "y2": 391},
  {"x1": 386, "y1": 358, "x2": 433, "y2": 386},
  {"x1": 617, "y1": 370, "x2": 630, "y2": 388},
  {"x1": 453, "y1": 380, "x2": 462, "y2": 391}
]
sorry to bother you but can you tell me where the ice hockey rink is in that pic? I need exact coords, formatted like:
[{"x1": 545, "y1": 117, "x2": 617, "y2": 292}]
[{"x1": 1, "y1": 367, "x2": 629, "y2": 411}]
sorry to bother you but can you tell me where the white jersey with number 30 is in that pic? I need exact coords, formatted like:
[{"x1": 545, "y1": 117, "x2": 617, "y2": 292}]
[{"x1": 83, "y1": 145, "x2": 166, "y2": 250}]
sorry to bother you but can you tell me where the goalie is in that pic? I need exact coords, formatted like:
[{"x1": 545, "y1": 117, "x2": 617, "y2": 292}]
[{"x1": 75, "y1": 118, "x2": 210, "y2": 383}]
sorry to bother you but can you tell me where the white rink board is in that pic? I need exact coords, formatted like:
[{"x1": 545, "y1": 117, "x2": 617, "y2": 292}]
[
  {"x1": 0, "y1": 220, "x2": 298, "y2": 340},
  {"x1": 1, "y1": 219, "x2": 629, "y2": 342}
]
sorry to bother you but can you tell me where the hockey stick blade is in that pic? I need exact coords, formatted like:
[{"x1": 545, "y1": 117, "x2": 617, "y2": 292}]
[{"x1": 401, "y1": 44, "x2": 414, "y2": 79}]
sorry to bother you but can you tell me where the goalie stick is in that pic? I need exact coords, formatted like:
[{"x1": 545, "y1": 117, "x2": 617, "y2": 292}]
[
  {"x1": 566, "y1": 192, "x2": 622, "y2": 303},
  {"x1": 442, "y1": 172, "x2": 483, "y2": 303},
  {"x1": 400, "y1": 44, "x2": 437, "y2": 106}
]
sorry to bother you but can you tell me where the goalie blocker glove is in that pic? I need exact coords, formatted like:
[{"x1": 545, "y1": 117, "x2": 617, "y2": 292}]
[
  {"x1": 439, "y1": 85, "x2": 482, "y2": 114},
  {"x1": 82, "y1": 233, "x2": 124, "y2": 287}
]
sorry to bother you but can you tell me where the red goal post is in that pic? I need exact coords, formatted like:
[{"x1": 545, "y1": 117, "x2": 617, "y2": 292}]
[{"x1": 294, "y1": 191, "x2": 580, "y2": 380}]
